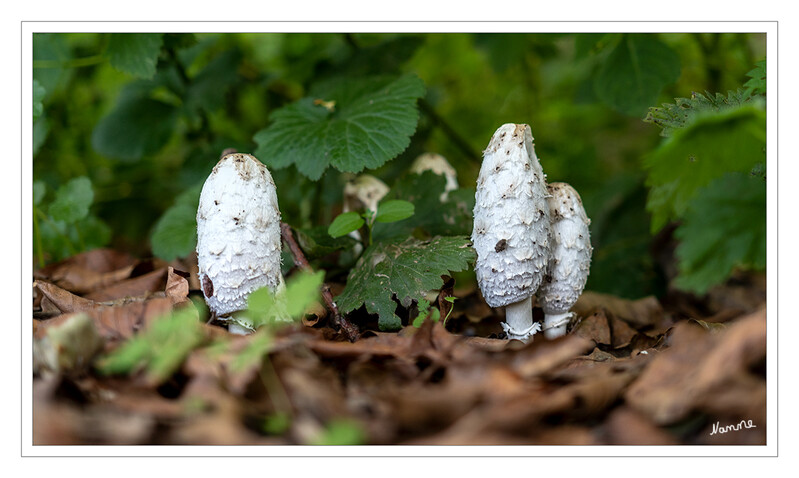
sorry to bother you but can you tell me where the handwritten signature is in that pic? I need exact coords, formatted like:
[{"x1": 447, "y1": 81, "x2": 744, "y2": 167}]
[{"x1": 709, "y1": 419, "x2": 757, "y2": 436}]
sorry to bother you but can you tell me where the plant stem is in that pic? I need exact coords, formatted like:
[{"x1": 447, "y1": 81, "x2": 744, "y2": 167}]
[
  {"x1": 280, "y1": 222, "x2": 360, "y2": 341},
  {"x1": 260, "y1": 355, "x2": 293, "y2": 417},
  {"x1": 417, "y1": 98, "x2": 481, "y2": 163}
]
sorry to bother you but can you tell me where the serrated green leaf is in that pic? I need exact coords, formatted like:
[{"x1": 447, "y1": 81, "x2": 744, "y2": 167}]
[
  {"x1": 744, "y1": 59, "x2": 766, "y2": 97},
  {"x1": 311, "y1": 419, "x2": 365, "y2": 446},
  {"x1": 673, "y1": 173, "x2": 766, "y2": 294},
  {"x1": 253, "y1": 74, "x2": 426, "y2": 180},
  {"x1": 375, "y1": 199, "x2": 414, "y2": 223},
  {"x1": 92, "y1": 86, "x2": 179, "y2": 161},
  {"x1": 328, "y1": 212, "x2": 365, "y2": 238},
  {"x1": 106, "y1": 33, "x2": 164, "y2": 78},
  {"x1": 644, "y1": 101, "x2": 766, "y2": 231},
  {"x1": 33, "y1": 79, "x2": 46, "y2": 122},
  {"x1": 336, "y1": 236, "x2": 475, "y2": 331},
  {"x1": 48, "y1": 176, "x2": 93, "y2": 224},
  {"x1": 644, "y1": 90, "x2": 753, "y2": 137},
  {"x1": 150, "y1": 184, "x2": 202, "y2": 261},
  {"x1": 594, "y1": 34, "x2": 681, "y2": 116}
]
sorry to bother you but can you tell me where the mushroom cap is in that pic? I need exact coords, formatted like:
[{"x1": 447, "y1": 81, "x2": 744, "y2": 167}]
[
  {"x1": 471, "y1": 123, "x2": 551, "y2": 308},
  {"x1": 196, "y1": 153, "x2": 284, "y2": 317},
  {"x1": 343, "y1": 174, "x2": 389, "y2": 215},
  {"x1": 536, "y1": 182, "x2": 592, "y2": 315},
  {"x1": 411, "y1": 153, "x2": 459, "y2": 194}
]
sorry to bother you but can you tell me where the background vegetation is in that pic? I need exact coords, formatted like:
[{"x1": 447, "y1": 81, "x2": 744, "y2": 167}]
[{"x1": 32, "y1": 32, "x2": 766, "y2": 302}]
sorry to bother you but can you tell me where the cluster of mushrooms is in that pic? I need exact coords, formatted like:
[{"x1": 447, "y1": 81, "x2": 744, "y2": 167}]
[{"x1": 195, "y1": 123, "x2": 591, "y2": 341}]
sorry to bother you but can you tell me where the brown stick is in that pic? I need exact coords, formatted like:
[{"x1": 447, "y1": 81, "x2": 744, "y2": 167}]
[{"x1": 280, "y1": 222, "x2": 359, "y2": 341}]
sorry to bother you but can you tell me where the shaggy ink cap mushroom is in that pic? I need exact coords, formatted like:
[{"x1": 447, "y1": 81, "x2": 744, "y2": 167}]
[
  {"x1": 410, "y1": 152, "x2": 459, "y2": 202},
  {"x1": 536, "y1": 182, "x2": 592, "y2": 339},
  {"x1": 472, "y1": 123, "x2": 551, "y2": 342},
  {"x1": 196, "y1": 153, "x2": 285, "y2": 334}
]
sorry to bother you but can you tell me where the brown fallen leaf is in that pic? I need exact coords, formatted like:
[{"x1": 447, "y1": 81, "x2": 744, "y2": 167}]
[
  {"x1": 574, "y1": 291, "x2": 665, "y2": 329},
  {"x1": 35, "y1": 280, "x2": 98, "y2": 316},
  {"x1": 625, "y1": 308, "x2": 766, "y2": 430},
  {"x1": 34, "y1": 249, "x2": 138, "y2": 294},
  {"x1": 572, "y1": 310, "x2": 611, "y2": 345},
  {"x1": 600, "y1": 406, "x2": 679, "y2": 445},
  {"x1": 84, "y1": 268, "x2": 168, "y2": 302}
]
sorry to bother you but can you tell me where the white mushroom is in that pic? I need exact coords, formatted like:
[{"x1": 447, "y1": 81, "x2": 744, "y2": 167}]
[
  {"x1": 343, "y1": 174, "x2": 389, "y2": 217},
  {"x1": 536, "y1": 182, "x2": 592, "y2": 339},
  {"x1": 196, "y1": 153, "x2": 285, "y2": 334},
  {"x1": 472, "y1": 123, "x2": 550, "y2": 342},
  {"x1": 410, "y1": 152, "x2": 458, "y2": 201}
]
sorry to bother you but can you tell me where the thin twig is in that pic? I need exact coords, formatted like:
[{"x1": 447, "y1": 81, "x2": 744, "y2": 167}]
[
  {"x1": 418, "y1": 98, "x2": 482, "y2": 163},
  {"x1": 280, "y1": 222, "x2": 360, "y2": 341}
]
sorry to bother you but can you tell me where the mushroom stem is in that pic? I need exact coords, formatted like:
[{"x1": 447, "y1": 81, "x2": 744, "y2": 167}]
[
  {"x1": 501, "y1": 296, "x2": 540, "y2": 342},
  {"x1": 542, "y1": 312, "x2": 572, "y2": 339}
]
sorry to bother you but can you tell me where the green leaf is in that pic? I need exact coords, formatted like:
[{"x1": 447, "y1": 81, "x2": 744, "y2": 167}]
[
  {"x1": 253, "y1": 74, "x2": 426, "y2": 180},
  {"x1": 150, "y1": 184, "x2": 202, "y2": 261},
  {"x1": 375, "y1": 199, "x2": 414, "y2": 223},
  {"x1": 97, "y1": 305, "x2": 204, "y2": 384},
  {"x1": 106, "y1": 33, "x2": 164, "y2": 78},
  {"x1": 673, "y1": 173, "x2": 766, "y2": 294},
  {"x1": 33, "y1": 79, "x2": 46, "y2": 122},
  {"x1": 33, "y1": 114, "x2": 50, "y2": 156},
  {"x1": 48, "y1": 176, "x2": 93, "y2": 224},
  {"x1": 247, "y1": 271, "x2": 324, "y2": 327},
  {"x1": 644, "y1": 90, "x2": 753, "y2": 137},
  {"x1": 184, "y1": 49, "x2": 242, "y2": 114},
  {"x1": 328, "y1": 212, "x2": 365, "y2": 238},
  {"x1": 373, "y1": 172, "x2": 475, "y2": 241},
  {"x1": 336, "y1": 235, "x2": 476, "y2": 331},
  {"x1": 644, "y1": 101, "x2": 766, "y2": 231},
  {"x1": 92, "y1": 85, "x2": 179, "y2": 161},
  {"x1": 744, "y1": 59, "x2": 766, "y2": 97},
  {"x1": 594, "y1": 34, "x2": 681, "y2": 116},
  {"x1": 294, "y1": 225, "x2": 357, "y2": 260}
]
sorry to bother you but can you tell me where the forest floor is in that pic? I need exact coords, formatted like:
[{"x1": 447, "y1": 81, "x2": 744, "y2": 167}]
[{"x1": 31, "y1": 247, "x2": 766, "y2": 446}]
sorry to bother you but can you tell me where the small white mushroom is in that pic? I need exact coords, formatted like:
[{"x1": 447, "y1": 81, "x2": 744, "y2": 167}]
[
  {"x1": 472, "y1": 123, "x2": 550, "y2": 342},
  {"x1": 196, "y1": 153, "x2": 285, "y2": 334},
  {"x1": 343, "y1": 174, "x2": 389, "y2": 217},
  {"x1": 536, "y1": 182, "x2": 592, "y2": 339},
  {"x1": 410, "y1": 152, "x2": 458, "y2": 201}
]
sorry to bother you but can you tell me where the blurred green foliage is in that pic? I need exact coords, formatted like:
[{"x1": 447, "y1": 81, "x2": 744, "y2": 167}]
[{"x1": 33, "y1": 32, "x2": 765, "y2": 299}]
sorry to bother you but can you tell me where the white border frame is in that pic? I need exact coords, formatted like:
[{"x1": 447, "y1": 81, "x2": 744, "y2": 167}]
[{"x1": 21, "y1": 21, "x2": 778, "y2": 457}]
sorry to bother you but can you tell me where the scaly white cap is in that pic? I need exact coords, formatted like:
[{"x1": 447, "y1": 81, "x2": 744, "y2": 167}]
[
  {"x1": 536, "y1": 182, "x2": 592, "y2": 338},
  {"x1": 472, "y1": 124, "x2": 550, "y2": 341},
  {"x1": 411, "y1": 152, "x2": 458, "y2": 201},
  {"x1": 196, "y1": 153, "x2": 285, "y2": 322}
]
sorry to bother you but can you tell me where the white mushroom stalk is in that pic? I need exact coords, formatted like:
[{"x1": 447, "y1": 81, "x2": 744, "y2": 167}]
[
  {"x1": 410, "y1": 152, "x2": 459, "y2": 201},
  {"x1": 196, "y1": 153, "x2": 285, "y2": 334},
  {"x1": 472, "y1": 123, "x2": 551, "y2": 342},
  {"x1": 536, "y1": 182, "x2": 592, "y2": 339}
]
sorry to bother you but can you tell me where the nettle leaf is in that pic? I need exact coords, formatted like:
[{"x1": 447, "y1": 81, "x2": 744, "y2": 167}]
[
  {"x1": 150, "y1": 184, "x2": 202, "y2": 261},
  {"x1": 644, "y1": 101, "x2": 766, "y2": 232},
  {"x1": 674, "y1": 173, "x2": 766, "y2": 294},
  {"x1": 336, "y1": 235, "x2": 475, "y2": 331},
  {"x1": 106, "y1": 33, "x2": 164, "y2": 79},
  {"x1": 644, "y1": 89, "x2": 753, "y2": 137},
  {"x1": 328, "y1": 212, "x2": 365, "y2": 238},
  {"x1": 375, "y1": 199, "x2": 414, "y2": 223},
  {"x1": 33, "y1": 79, "x2": 46, "y2": 122},
  {"x1": 744, "y1": 59, "x2": 766, "y2": 97},
  {"x1": 48, "y1": 176, "x2": 93, "y2": 224},
  {"x1": 92, "y1": 83, "x2": 179, "y2": 161},
  {"x1": 253, "y1": 74, "x2": 426, "y2": 180},
  {"x1": 594, "y1": 34, "x2": 681, "y2": 116},
  {"x1": 374, "y1": 171, "x2": 474, "y2": 241}
]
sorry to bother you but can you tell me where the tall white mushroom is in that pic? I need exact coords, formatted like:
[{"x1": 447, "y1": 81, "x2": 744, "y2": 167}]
[
  {"x1": 472, "y1": 124, "x2": 551, "y2": 342},
  {"x1": 536, "y1": 182, "x2": 592, "y2": 339},
  {"x1": 410, "y1": 152, "x2": 458, "y2": 202},
  {"x1": 196, "y1": 153, "x2": 285, "y2": 334}
]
